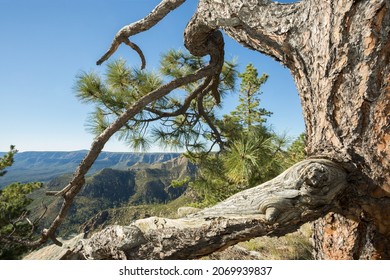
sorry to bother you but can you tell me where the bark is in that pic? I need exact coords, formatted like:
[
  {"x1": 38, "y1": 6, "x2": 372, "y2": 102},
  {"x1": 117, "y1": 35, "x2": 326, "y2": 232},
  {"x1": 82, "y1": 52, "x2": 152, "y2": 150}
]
[
  {"x1": 96, "y1": 0, "x2": 186, "y2": 66},
  {"x1": 311, "y1": 212, "x2": 386, "y2": 260}
]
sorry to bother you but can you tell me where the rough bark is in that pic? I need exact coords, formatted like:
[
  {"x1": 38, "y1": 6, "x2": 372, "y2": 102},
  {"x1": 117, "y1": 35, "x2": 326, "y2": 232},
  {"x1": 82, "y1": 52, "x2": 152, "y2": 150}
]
[{"x1": 311, "y1": 212, "x2": 386, "y2": 260}]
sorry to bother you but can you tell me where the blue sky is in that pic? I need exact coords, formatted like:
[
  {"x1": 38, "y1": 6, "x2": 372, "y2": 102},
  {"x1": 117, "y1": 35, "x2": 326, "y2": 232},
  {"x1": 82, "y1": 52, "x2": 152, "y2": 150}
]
[{"x1": 0, "y1": 0, "x2": 304, "y2": 152}]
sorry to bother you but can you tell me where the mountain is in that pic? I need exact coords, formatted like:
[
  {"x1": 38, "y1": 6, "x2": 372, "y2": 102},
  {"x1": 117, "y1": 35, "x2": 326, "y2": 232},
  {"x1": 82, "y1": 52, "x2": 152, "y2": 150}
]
[{"x1": 0, "y1": 150, "x2": 181, "y2": 188}]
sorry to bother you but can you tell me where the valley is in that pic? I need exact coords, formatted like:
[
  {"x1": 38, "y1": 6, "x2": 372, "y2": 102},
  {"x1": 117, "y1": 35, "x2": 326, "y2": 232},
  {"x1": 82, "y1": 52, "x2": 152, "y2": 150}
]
[{"x1": 18, "y1": 152, "x2": 196, "y2": 236}]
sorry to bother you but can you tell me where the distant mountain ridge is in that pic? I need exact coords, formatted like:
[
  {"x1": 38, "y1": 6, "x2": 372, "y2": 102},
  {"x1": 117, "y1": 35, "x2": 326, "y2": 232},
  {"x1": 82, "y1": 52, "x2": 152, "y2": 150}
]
[{"x1": 0, "y1": 150, "x2": 181, "y2": 188}]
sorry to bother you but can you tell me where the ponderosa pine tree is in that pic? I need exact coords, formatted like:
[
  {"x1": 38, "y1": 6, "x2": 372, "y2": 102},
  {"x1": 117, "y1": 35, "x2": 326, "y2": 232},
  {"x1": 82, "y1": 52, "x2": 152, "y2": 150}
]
[
  {"x1": 14, "y1": 0, "x2": 389, "y2": 260},
  {"x1": 0, "y1": 146, "x2": 17, "y2": 177},
  {"x1": 75, "y1": 50, "x2": 237, "y2": 152}
]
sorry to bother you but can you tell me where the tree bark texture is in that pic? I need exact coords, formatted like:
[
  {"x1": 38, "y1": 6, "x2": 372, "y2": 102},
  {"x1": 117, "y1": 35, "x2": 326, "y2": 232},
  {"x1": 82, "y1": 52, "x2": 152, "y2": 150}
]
[{"x1": 188, "y1": 0, "x2": 389, "y2": 259}]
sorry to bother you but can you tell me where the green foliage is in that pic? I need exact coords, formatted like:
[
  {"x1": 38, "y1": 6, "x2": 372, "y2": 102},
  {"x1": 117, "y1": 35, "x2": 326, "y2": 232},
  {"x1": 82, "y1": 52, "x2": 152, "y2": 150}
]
[
  {"x1": 0, "y1": 182, "x2": 43, "y2": 234},
  {"x1": 75, "y1": 50, "x2": 238, "y2": 152},
  {"x1": 231, "y1": 64, "x2": 272, "y2": 129},
  {"x1": 223, "y1": 128, "x2": 287, "y2": 187},
  {"x1": 75, "y1": 53, "x2": 305, "y2": 208},
  {"x1": 0, "y1": 145, "x2": 17, "y2": 177},
  {"x1": 160, "y1": 49, "x2": 237, "y2": 95},
  {"x1": 190, "y1": 132, "x2": 305, "y2": 207},
  {"x1": 170, "y1": 176, "x2": 191, "y2": 188},
  {"x1": 187, "y1": 153, "x2": 239, "y2": 206},
  {"x1": 0, "y1": 146, "x2": 43, "y2": 259},
  {"x1": 282, "y1": 133, "x2": 307, "y2": 168},
  {"x1": 75, "y1": 59, "x2": 164, "y2": 150},
  {"x1": 189, "y1": 65, "x2": 305, "y2": 207},
  {"x1": 188, "y1": 64, "x2": 275, "y2": 206},
  {"x1": 189, "y1": 133, "x2": 289, "y2": 207},
  {"x1": 151, "y1": 51, "x2": 237, "y2": 151}
]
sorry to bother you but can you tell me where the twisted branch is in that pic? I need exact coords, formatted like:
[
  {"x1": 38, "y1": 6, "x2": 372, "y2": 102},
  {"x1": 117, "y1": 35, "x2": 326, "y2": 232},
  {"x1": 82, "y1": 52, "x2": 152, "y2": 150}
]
[{"x1": 96, "y1": 0, "x2": 186, "y2": 66}]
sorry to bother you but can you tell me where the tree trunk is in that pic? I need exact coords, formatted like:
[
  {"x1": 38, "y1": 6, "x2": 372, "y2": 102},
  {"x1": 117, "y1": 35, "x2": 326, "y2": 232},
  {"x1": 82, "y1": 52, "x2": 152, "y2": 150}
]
[{"x1": 186, "y1": 0, "x2": 389, "y2": 259}]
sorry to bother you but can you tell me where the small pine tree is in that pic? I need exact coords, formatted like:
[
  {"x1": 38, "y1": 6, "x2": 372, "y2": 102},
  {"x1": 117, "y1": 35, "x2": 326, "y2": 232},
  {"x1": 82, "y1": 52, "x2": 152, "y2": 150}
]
[
  {"x1": 0, "y1": 145, "x2": 17, "y2": 177},
  {"x1": 231, "y1": 64, "x2": 272, "y2": 129},
  {"x1": 0, "y1": 147, "x2": 42, "y2": 259},
  {"x1": 191, "y1": 64, "x2": 291, "y2": 206},
  {"x1": 282, "y1": 133, "x2": 307, "y2": 168}
]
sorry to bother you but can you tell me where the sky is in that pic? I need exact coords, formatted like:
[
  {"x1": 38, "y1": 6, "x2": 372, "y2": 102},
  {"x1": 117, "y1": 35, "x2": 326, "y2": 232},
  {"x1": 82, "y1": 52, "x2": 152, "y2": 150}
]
[{"x1": 0, "y1": 0, "x2": 304, "y2": 152}]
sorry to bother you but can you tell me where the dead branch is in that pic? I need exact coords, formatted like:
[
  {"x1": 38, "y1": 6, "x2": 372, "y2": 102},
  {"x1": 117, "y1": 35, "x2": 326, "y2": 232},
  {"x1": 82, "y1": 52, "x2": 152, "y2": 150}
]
[{"x1": 96, "y1": 0, "x2": 186, "y2": 66}]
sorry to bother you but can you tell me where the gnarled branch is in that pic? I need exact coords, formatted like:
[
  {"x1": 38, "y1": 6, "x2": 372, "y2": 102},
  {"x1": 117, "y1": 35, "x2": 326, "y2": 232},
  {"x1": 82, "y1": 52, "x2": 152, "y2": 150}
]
[
  {"x1": 25, "y1": 159, "x2": 348, "y2": 259},
  {"x1": 97, "y1": 0, "x2": 186, "y2": 66},
  {"x1": 186, "y1": 0, "x2": 304, "y2": 64}
]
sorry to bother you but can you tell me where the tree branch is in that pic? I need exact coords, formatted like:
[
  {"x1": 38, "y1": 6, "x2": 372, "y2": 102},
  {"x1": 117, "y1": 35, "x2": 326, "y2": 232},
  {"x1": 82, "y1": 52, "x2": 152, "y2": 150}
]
[
  {"x1": 97, "y1": 0, "x2": 186, "y2": 66},
  {"x1": 197, "y1": 93, "x2": 224, "y2": 149},
  {"x1": 41, "y1": 62, "x2": 221, "y2": 246},
  {"x1": 144, "y1": 76, "x2": 213, "y2": 118},
  {"x1": 187, "y1": 0, "x2": 305, "y2": 64},
  {"x1": 26, "y1": 159, "x2": 348, "y2": 259}
]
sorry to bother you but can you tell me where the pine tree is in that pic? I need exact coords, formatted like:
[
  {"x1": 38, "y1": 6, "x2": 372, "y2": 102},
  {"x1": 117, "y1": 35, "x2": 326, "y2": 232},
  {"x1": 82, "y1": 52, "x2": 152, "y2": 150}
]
[
  {"x1": 75, "y1": 50, "x2": 237, "y2": 152},
  {"x1": 0, "y1": 147, "x2": 42, "y2": 259},
  {"x1": 231, "y1": 64, "x2": 272, "y2": 130},
  {"x1": 220, "y1": 65, "x2": 284, "y2": 187},
  {"x1": 191, "y1": 64, "x2": 292, "y2": 205},
  {"x1": 0, "y1": 145, "x2": 17, "y2": 177}
]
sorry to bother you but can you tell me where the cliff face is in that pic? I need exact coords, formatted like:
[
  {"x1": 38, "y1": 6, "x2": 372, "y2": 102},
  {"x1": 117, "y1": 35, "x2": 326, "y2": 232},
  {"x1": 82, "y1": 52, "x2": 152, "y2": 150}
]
[{"x1": 0, "y1": 151, "x2": 181, "y2": 188}]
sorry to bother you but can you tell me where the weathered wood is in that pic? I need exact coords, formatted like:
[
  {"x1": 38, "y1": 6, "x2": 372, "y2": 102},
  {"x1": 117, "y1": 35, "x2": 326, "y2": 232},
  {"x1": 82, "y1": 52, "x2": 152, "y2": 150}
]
[
  {"x1": 97, "y1": 0, "x2": 186, "y2": 66},
  {"x1": 24, "y1": 159, "x2": 347, "y2": 260}
]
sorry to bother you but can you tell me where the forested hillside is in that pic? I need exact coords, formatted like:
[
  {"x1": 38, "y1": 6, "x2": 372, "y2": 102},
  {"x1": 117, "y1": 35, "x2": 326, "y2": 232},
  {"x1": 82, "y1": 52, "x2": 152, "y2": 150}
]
[
  {"x1": 0, "y1": 151, "x2": 180, "y2": 188},
  {"x1": 25, "y1": 155, "x2": 195, "y2": 237}
]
